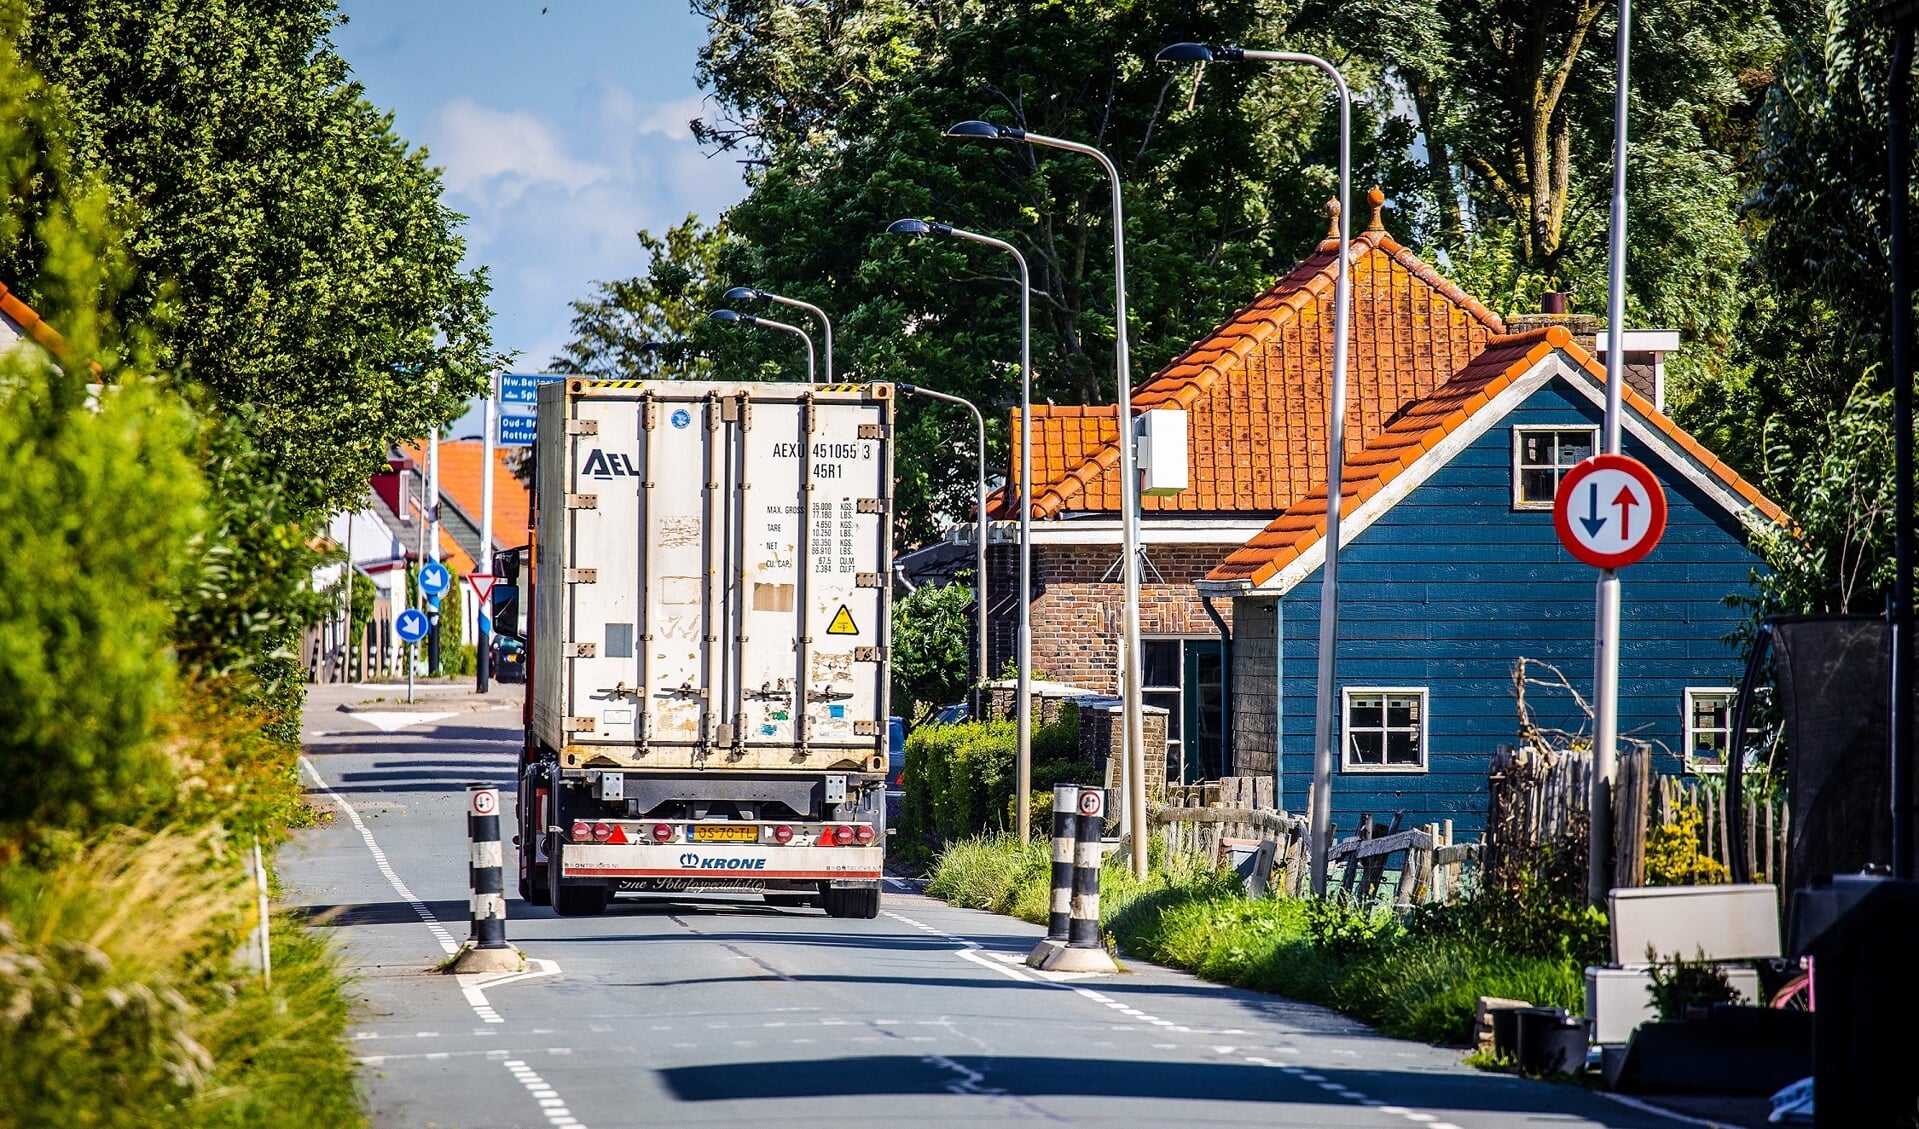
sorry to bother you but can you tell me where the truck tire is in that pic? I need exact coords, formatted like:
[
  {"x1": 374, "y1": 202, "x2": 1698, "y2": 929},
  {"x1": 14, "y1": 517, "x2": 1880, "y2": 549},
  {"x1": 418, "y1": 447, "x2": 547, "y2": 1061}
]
[
  {"x1": 519, "y1": 859, "x2": 551, "y2": 907},
  {"x1": 547, "y1": 839, "x2": 608, "y2": 917},
  {"x1": 823, "y1": 885, "x2": 881, "y2": 920}
]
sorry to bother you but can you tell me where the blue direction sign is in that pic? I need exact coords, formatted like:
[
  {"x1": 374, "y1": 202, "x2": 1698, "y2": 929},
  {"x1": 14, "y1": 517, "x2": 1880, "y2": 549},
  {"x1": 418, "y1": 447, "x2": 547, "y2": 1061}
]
[
  {"x1": 499, "y1": 413, "x2": 537, "y2": 447},
  {"x1": 395, "y1": 607, "x2": 431, "y2": 644},
  {"x1": 499, "y1": 372, "x2": 567, "y2": 405},
  {"x1": 419, "y1": 559, "x2": 452, "y2": 599}
]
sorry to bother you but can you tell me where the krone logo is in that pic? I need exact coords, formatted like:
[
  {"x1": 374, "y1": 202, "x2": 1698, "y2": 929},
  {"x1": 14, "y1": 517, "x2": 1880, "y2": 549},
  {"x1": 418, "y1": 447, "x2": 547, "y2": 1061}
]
[{"x1": 678, "y1": 852, "x2": 700, "y2": 867}]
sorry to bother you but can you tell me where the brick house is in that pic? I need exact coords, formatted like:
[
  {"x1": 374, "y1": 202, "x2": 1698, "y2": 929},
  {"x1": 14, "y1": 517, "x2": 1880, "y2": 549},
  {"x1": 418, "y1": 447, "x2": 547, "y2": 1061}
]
[{"x1": 979, "y1": 192, "x2": 1508, "y2": 784}]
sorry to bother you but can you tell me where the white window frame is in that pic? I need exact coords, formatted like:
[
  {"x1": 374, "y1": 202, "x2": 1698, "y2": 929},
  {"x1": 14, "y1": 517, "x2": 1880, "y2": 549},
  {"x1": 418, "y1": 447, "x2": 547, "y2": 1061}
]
[
  {"x1": 1341, "y1": 686, "x2": 1429, "y2": 774},
  {"x1": 1683, "y1": 686, "x2": 1741, "y2": 775},
  {"x1": 1512, "y1": 425, "x2": 1599, "y2": 510}
]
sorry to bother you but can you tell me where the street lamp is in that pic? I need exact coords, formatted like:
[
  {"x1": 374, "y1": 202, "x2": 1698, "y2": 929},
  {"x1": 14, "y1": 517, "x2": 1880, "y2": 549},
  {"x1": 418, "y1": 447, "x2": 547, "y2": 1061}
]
[
  {"x1": 724, "y1": 287, "x2": 835, "y2": 384},
  {"x1": 887, "y1": 217, "x2": 1038, "y2": 842},
  {"x1": 708, "y1": 308, "x2": 816, "y2": 384},
  {"x1": 896, "y1": 383, "x2": 989, "y2": 714},
  {"x1": 946, "y1": 118, "x2": 1150, "y2": 877},
  {"x1": 1157, "y1": 41, "x2": 1353, "y2": 897}
]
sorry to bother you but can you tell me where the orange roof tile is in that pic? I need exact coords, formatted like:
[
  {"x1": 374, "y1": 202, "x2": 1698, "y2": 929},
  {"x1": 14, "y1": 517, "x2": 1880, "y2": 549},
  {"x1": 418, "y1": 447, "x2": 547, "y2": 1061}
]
[
  {"x1": 1205, "y1": 327, "x2": 1787, "y2": 588},
  {"x1": 400, "y1": 439, "x2": 533, "y2": 555},
  {"x1": 989, "y1": 194, "x2": 1505, "y2": 520}
]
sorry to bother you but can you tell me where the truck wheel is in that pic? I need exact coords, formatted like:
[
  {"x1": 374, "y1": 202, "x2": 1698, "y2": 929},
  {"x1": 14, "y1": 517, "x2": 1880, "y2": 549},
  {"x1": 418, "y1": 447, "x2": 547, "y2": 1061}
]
[
  {"x1": 823, "y1": 885, "x2": 881, "y2": 919},
  {"x1": 547, "y1": 839, "x2": 607, "y2": 917},
  {"x1": 519, "y1": 860, "x2": 551, "y2": 907}
]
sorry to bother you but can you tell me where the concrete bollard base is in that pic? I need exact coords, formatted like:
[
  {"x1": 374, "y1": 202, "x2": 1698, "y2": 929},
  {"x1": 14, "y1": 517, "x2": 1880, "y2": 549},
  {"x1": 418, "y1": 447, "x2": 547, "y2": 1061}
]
[
  {"x1": 1038, "y1": 944, "x2": 1119, "y2": 974},
  {"x1": 1025, "y1": 938, "x2": 1065, "y2": 967},
  {"x1": 448, "y1": 944, "x2": 525, "y2": 974}
]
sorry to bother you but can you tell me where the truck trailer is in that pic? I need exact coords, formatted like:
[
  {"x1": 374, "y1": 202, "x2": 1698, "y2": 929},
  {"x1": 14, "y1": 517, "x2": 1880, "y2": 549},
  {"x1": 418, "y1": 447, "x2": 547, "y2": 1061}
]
[{"x1": 515, "y1": 379, "x2": 894, "y2": 918}]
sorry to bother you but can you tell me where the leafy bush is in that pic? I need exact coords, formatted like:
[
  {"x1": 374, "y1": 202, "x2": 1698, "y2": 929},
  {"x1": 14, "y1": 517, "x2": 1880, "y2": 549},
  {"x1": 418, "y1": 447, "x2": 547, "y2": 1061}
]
[
  {"x1": 898, "y1": 710, "x2": 1099, "y2": 867},
  {"x1": 1645, "y1": 806, "x2": 1730, "y2": 886},
  {"x1": 1645, "y1": 947, "x2": 1740, "y2": 1020}
]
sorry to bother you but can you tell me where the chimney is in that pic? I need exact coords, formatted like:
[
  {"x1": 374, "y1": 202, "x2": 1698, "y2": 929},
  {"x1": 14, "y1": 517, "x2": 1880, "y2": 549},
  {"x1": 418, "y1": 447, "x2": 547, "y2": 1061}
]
[
  {"x1": 1506, "y1": 291, "x2": 1602, "y2": 347},
  {"x1": 1594, "y1": 329, "x2": 1681, "y2": 414}
]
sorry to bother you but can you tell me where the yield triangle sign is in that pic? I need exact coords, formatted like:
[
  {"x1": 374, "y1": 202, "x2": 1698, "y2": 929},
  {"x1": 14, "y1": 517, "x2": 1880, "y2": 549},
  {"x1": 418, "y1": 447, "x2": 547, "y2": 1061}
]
[{"x1": 467, "y1": 573, "x2": 498, "y2": 603}]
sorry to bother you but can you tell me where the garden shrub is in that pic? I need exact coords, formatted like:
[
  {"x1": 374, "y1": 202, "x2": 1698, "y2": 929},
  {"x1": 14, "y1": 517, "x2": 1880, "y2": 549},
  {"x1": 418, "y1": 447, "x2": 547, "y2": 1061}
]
[{"x1": 1645, "y1": 806, "x2": 1730, "y2": 886}]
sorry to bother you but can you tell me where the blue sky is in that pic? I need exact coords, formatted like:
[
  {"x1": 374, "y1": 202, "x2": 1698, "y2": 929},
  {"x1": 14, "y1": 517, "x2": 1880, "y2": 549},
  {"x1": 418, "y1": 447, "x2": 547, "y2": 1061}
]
[{"x1": 333, "y1": 1, "x2": 747, "y2": 382}]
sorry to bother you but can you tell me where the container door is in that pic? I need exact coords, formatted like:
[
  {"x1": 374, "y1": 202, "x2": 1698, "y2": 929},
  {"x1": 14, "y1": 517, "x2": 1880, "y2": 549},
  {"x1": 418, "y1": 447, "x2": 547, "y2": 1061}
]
[
  {"x1": 563, "y1": 393, "x2": 647, "y2": 743},
  {"x1": 636, "y1": 393, "x2": 722, "y2": 747},
  {"x1": 794, "y1": 396, "x2": 888, "y2": 751}
]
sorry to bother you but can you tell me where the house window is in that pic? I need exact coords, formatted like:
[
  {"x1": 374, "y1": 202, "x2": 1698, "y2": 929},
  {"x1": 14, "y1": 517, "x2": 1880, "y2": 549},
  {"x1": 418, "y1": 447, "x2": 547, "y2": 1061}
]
[
  {"x1": 1684, "y1": 687, "x2": 1750, "y2": 774},
  {"x1": 1342, "y1": 688, "x2": 1427, "y2": 773},
  {"x1": 1513, "y1": 426, "x2": 1598, "y2": 508},
  {"x1": 1135, "y1": 637, "x2": 1226, "y2": 785}
]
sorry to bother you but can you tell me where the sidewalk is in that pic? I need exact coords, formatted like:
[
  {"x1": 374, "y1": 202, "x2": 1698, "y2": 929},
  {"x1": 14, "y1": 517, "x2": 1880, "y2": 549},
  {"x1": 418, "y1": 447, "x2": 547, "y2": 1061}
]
[{"x1": 305, "y1": 678, "x2": 525, "y2": 714}]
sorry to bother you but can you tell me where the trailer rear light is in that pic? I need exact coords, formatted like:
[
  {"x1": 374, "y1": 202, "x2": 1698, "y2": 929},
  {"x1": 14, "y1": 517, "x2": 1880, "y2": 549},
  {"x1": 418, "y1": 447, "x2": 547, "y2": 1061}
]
[
  {"x1": 650, "y1": 823, "x2": 674, "y2": 843},
  {"x1": 772, "y1": 824, "x2": 794, "y2": 844},
  {"x1": 853, "y1": 824, "x2": 876, "y2": 845},
  {"x1": 570, "y1": 820, "x2": 591, "y2": 842},
  {"x1": 832, "y1": 825, "x2": 854, "y2": 846},
  {"x1": 592, "y1": 822, "x2": 614, "y2": 843}
]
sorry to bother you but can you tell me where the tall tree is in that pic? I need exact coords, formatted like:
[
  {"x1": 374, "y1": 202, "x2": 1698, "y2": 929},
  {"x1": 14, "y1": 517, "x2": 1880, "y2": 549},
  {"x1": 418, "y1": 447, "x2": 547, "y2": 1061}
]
[
  {"x1": 10, "y1": 0, "x2": 499, "y2": 514},
  {"x1": 552, "y1": 215, "x2": 733, "y2": 379}
]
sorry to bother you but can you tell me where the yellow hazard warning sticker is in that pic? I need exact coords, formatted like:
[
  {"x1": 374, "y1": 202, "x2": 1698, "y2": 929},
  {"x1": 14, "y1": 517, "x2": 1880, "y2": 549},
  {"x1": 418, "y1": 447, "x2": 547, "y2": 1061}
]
[{"x1": 826, "y1": 605, "x2": 859, "y2": 635}]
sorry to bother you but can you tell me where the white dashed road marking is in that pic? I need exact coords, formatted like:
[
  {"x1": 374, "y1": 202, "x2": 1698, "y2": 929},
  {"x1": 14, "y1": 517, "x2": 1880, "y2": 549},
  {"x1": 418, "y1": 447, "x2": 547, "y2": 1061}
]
[
  {"x1": 886, "y1": 906, "x2": 1473, "y2": 1129},
  {"x1": 504, "y1": 1059, "x2": 586, "y2": 1128}
]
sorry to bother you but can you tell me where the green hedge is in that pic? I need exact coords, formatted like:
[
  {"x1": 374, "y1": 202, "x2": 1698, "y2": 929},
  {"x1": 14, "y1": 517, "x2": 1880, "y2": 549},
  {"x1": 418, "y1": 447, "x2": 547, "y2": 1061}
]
[{"x1": 894, "y1": 706, "x2": 1100, "y2": 868}]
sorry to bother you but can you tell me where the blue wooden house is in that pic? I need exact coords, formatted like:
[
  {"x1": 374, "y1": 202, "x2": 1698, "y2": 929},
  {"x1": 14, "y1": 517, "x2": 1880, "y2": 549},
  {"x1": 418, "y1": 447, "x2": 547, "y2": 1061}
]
[{"x1": 1197, "y1": 326, "x2": 1787, "y2": 836}]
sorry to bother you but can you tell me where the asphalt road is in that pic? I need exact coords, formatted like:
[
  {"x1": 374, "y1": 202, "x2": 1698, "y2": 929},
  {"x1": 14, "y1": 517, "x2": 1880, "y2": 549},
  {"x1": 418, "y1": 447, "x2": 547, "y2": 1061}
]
[{"x1": 283, "y1": 682, "x2": 1688, "y2": 1129}]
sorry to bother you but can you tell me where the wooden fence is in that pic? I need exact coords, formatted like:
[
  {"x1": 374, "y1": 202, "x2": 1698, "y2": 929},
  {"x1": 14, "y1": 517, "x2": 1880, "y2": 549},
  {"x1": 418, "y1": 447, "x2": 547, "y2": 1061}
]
[
  {"x1": 1154, "y1": 778, "x2": 1478, "y2": 905},
  {"x1": 1485, "y1": 743, "x2": 1791, "y2": 889}
]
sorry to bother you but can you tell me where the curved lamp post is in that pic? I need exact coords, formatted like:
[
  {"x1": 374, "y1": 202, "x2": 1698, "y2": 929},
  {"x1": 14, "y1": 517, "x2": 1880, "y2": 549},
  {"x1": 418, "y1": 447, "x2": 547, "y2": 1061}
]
[
  {"x1": 895, "y1": 382, "x2": 988, "y2": 721},
  {"x1": 888, "y1": 217, "x2": 1037, "y2": 842},
  {"x1": 945, "y1": 118, "x2": 1150, "y2": 878},
  {"x1": 724, "y1": 287, "x2": 834, "y2": 384},
  {"x1": 1157, "y1": 42, "x2": 1352, "y2": 897},
  {"x1": 708, "y1": 308, "x2": 816, "y2": 384}
]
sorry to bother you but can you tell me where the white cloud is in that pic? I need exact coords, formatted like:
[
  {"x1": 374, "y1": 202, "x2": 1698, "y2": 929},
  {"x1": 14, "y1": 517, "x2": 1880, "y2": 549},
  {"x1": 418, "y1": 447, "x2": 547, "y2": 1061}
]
[{"x1": 427, "y1": 99, "x2": 608, "y2": 196}]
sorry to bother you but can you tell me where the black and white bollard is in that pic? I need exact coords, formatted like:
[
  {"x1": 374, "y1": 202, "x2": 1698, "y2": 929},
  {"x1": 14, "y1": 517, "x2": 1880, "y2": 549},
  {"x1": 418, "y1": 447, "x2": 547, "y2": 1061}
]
[
  {"x1": 451, "y1": 784, "x2": 524, "y2": 973},
  {"x1": 1026, "y1": 784, "x2": 1080, "y2": 966},
  {"x1": 1039, "y1": 785, "x2": 1119, "y2": 973}
]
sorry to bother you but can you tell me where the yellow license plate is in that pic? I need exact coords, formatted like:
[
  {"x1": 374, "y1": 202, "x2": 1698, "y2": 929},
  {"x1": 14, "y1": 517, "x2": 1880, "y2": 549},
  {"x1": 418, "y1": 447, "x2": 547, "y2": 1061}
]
[{"x1": 690, "y1": 825, "x2": 758, "y2": 843}]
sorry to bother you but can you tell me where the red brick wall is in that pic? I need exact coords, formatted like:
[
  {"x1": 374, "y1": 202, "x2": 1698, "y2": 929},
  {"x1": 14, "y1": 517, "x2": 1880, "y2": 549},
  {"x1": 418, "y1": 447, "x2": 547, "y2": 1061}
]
[{"x1": 986, "y1": 540, "x2": 1236, "y2": 693}]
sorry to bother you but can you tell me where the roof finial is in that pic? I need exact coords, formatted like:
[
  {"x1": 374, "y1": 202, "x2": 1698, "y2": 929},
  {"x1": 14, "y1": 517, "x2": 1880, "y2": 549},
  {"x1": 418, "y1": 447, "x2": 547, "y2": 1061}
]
[
  {"x1": 1324, "y1": 196, "x2": 1340, "y2": 237},
  {"x1": 1366, "y1": 187, "x2": 1385, "y2": 232}
]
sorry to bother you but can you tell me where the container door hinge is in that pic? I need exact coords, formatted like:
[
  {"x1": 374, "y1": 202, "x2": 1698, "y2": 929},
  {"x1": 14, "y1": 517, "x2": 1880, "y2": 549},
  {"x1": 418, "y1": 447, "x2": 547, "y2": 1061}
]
[
  {"x1": 564, "y1": 717, "x2": 597, "y2": 733},
  {"x1": 565, "y1": 418, "x2": 600, "y2": 435},
  {"x1": 564, "y1": 568, "x2": 598, "y2": 584},
  {"x1": 857, "y1": 498, "x2": 887, "y2": 515},
  {"x1": 858, "y1": 423, "x2": 886, "y2": 440},
  {"x1": 641, "y1": 402, "x2": 658, "y2": 430},
  {"x1": 566, "y1": 493, "x2": 598, "y2": 510},
  {"x1": 854, "y1": 646, "x2": 884, "y2": 663},
  {"x1": 568, "y1": 642, "x2": 597, "y2": 658},
  {"x1": 853, "y1": 720, "x2": 881, "y2": 737},
  {"x1": 855, "y1": 572, "x2": 884, "y2": 589}
]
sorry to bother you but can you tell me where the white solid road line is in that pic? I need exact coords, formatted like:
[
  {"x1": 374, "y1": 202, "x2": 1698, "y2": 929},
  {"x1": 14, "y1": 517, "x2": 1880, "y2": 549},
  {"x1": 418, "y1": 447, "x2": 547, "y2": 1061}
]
[
  {"x1": 299, "y1": 755, "x2": 462, "y2": 956},
  {"x1": 299, "y1": 754, "x2": 564, "y2": 1029}
]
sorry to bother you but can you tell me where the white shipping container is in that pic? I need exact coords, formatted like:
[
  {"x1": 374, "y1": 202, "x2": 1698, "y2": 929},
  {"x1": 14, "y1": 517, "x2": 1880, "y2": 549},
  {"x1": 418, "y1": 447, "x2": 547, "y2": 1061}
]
[{"x1": 531, "y1": 380, "x2": 894, "y2": 775}]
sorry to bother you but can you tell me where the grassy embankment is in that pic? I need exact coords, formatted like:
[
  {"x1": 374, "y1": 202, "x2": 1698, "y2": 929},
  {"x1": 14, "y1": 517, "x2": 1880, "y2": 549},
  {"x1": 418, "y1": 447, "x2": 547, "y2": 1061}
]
[{"x1": 928, "y1": 834, "x2": 1595, "y2": 1045}]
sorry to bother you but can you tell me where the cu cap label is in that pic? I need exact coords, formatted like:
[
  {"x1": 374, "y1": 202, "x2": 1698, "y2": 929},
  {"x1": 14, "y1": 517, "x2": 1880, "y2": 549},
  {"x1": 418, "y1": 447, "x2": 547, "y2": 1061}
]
[{"x1": 1077, "y1": 789, "x2": 1104, "y2": 818}]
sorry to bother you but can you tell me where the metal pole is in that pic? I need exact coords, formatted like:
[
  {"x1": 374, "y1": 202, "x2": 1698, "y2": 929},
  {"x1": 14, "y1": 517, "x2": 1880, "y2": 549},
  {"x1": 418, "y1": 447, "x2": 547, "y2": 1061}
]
[
  {"x1": 1590, "y1": 0, "x2": 1633, "y2": 906},
  {"x1": 900, "y1": 385, "x2": 988, "y2": 696},
  {"x1": 341, "y1": 508, "x2": 354, "y2": 684},
  {"x1": 428, "y1": 429, "x2": 442, "y2": 676},
  {"x1": 1224, "y1": 51, "x2": 1352, "y2": 897},
  {"x1": 479, "y1": 373, "x2": 497, "y2": 694},
  {"x1": 1004, "y1": 131, "x2": 1149, "y2": 878},
  {"x1": 1889, "y1": 17, "x2": 1916, "y2": 880},
  {"x1": 765, "y1": 294, "x2": 834, "y2": 384},
  {"x1": 751, "y1": 315, "x2": 815, "y2": 384},
  {"x1": 940, "y1": 225, "x2": 1036, "y2": 842}
]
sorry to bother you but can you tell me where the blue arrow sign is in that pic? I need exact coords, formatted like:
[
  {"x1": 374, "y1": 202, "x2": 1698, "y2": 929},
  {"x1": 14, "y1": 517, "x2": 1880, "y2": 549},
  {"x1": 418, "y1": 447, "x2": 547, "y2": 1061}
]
[
  {"x1": 419, "y1": 559, "x2": 452, "y2": 598},
  {"x1": 499, "y1": 413, "x2": 536, "y2": 447},
  {"x1": 395, "y1": 607, "x2": 431, "y2": 644},
  {"x1": 500, "y1": 372, "x2": 567, "y2": 405},
  {"x1": 1580, "y1": 483, "x2": 1607, "y2": 538}
]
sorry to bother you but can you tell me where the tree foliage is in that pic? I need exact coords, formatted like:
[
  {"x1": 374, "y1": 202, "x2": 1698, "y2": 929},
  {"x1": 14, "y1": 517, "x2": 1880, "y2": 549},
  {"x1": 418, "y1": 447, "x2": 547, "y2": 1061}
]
[
  {"x1": 9, "y1": 0, "x2": 499, "y2": 514},
  {"x1": 553, "y1": 214, "x2": 733, "y2": 379},
  {"x1": 890, "y1": 580, "x2": 973, "y2": 725}
]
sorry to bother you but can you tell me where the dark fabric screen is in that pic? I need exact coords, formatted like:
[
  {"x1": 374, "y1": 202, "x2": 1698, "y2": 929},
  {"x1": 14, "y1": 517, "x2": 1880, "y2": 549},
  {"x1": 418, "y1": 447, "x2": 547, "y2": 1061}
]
[{"x1": 1773, "y1": 615, "x2": 1891, "y2": 887}]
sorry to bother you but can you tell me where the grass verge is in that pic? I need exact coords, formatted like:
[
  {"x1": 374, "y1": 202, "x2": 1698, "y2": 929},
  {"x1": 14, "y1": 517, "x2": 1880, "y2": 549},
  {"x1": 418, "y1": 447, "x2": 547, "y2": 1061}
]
[{"x1": 927, "y1": 834, "x2": 1586, "y2": 1046}]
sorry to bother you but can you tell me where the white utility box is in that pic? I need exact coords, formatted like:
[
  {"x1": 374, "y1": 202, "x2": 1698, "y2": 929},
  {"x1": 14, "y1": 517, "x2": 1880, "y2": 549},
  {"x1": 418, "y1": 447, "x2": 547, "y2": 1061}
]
[
  {"x1": 1585, "y1": 964, "x2": 1761, "y2": 1045},
  {"x1": 1135, "y1": 409, "x2": 1188, "y2": 496},
  {"x1": 1608, "y1": 884, "x2": 1782, "y2": 964}
]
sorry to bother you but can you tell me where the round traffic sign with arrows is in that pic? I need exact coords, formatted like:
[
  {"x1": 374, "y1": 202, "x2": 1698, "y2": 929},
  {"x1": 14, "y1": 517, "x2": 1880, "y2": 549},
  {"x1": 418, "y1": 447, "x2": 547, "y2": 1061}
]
[
  {"x1": 1552, "y1": 453, "x2": 1668, "y2": 569},
  {"x1": 395, "y1": 607, "x2": 431, "y2": 644}
]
